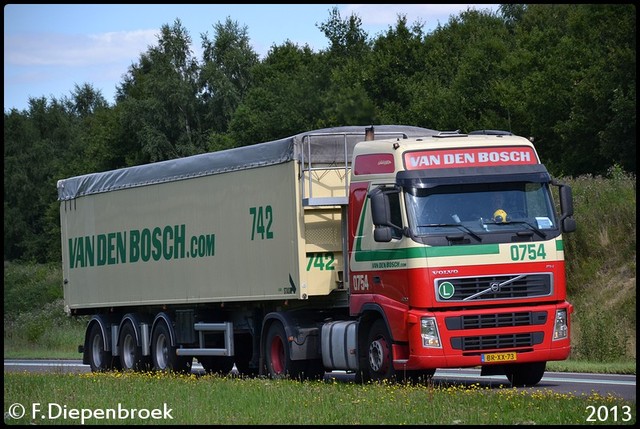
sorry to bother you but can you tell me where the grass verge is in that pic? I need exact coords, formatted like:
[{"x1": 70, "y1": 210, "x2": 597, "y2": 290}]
[{"x1": 3, "y1": 371, "x2": 636, "y2": 425}]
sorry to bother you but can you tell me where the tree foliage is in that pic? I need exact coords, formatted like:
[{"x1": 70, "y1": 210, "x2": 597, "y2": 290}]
[
  {"x1": 3, "y1": 4, "x2": 636, "y2": 263},
  {"x1": 228, "y1": 41, "x2": 327, "y2": 145},
  {"x1": 199, "y1": 17, "x2": 259, "y2": 135},
  {"x1": 116, "y1": 19, "x2": 204, "y2": 163}
]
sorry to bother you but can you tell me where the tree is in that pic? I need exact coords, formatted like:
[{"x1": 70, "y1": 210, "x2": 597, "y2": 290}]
[
  {"x1": 199, "y1": 17, "x2": 259, "y2": 135},
  {"x1": 4, "y1": 97, "x2": 80, "y2": 262},
  {"x1": 317, "y1": 6, "x2": 369, "y2": 61},
  {"x1": 314, "y1": 7, "x2": 376, "y2": 126},
  {"x1": 68, "y1": 83, "x2": 109, "y2": 117},
  {"x1": 364, "y1": 14, "x2": 428, "y2": 125},
  {"x1": 115, "y1": 19, "x2": 204, "y2": 164},
  {"x1": 227, "y1": 41, "x2": 327, "y2": 145},
  {"x1": 317, "y1": 60, "x2": 377, "y2": 127},
  {"x1": 503, "y1": 4, "x2": 636, "y2": 175}
]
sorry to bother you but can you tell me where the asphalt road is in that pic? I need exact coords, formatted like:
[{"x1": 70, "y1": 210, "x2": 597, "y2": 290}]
[{"x1": 4, "y1": 358, "x2": 636, "y2": 402}]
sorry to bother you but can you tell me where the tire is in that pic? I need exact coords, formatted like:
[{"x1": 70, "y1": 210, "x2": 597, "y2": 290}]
[
  {"x1": 119, "y1": 321, "x2": 150, "y2": 371},
  {"x1": 506, "y1": 361, "x2": 546, "y2": 387},
  {"x1": 151, "y1": 321, "x2": 192, "y2": 374},
  {"x1": 87, "y1": 323, "x2": 116, "y2": 372},
  {"x1": 264, "y1": 322, "x2": 303, "y2": 379},
  {"x1": 364, "y1": 319, "x2": 396, "y2": 382}
]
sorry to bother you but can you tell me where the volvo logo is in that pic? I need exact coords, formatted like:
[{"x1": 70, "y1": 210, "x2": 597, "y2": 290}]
[
  {"x1": 433, "y1": 269, "x2": 459, "y2": 275},
  {"x1": 490, "y1": 282, "x2": 501, "y2": 292}
]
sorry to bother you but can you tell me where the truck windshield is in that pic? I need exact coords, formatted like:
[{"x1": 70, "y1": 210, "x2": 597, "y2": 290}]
[{"x1": 404, "y1": 182, "x2": 558, "y2": 242}]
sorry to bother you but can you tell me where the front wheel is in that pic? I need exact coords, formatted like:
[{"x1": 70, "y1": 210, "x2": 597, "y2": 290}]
[
  {"x1": 363, "y1": 319, "x2": 396, "y2": 382},
  {"x1": 506, "y1": 361, "x2": 546, "y2": 387}
]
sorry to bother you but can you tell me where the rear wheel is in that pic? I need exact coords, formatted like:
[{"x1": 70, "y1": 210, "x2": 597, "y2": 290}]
[
  {"x1": 119, "y1": 321, "x2": 150, "y2": 371},
  {"x1": 506, "y1": 361, "x2": 546, "y2": 387},
  {"x1": 264, "y1": 322, "x2": 302, "y2": 379},
  {"x1": 151, "y1": 321, "x2": 191, "y2": 373}
]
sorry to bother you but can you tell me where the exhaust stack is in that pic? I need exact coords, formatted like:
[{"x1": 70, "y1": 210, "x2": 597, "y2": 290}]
[{"x1": 365, "y1": 126, "x2": 374, "y2": 141}]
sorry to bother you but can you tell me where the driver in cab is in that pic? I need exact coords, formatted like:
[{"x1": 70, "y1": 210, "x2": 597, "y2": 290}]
[{"x1": 490, "y1": 193, "x2": 509, "y2": 223}]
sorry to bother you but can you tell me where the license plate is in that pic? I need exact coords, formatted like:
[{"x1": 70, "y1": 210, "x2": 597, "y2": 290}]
[{"x1": 482, "y1": 352, "x2": 517, "y2": 363}]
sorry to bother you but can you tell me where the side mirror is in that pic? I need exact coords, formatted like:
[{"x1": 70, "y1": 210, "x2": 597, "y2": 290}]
[
  {"x1": 557, "y1": 183, "x2": 576, "y2": 233},
  {"x1": 368, "y1": 186, "x2": 402, "y2": 242},
  {"x1": 369, "y1": 187, "x2": 392, "y2": 227},
  {"x1": 374, "y1": 227, "x2": 393, "y2": 243},
  {"x1": 562, "y1": 217, "x2": 577, "y2": 233},
  {"x1": 559, "y1": 184, "x2": 574, "y2": 217}
]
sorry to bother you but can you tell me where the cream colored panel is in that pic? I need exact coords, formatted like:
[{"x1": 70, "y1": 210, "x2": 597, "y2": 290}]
[
  {"x1": 61, "y1": 162, "x2": 302, "y2": 309},
  {"x1": 303, "y1": 207, "x2": 344, "y2": 295}
]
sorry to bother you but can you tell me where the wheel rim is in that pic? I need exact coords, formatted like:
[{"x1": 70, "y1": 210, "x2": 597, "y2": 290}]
[
  {"x1": 122, "y1": 334, "x2": 136, "y2": 369},
  {"x1": 154, "y1": 333, "x2": 169, "y2": 369},
  {"x1": 269, "y1": 336, "x2": 285, "y2": 374},
  {"x1": 91, "y1": 332, "x2": 103, "y2": 368},
  {"x1": 368, "y1": 338, "x2": 389, "y2": 373}
]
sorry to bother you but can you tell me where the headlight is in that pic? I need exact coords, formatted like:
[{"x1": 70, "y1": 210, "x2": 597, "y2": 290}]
[
  {"x1": 421, "y1": 317, "x2": 442, "y2": 348},
  {"x1": 553, "y1": 309, "x2": 568, "y2": 340}
]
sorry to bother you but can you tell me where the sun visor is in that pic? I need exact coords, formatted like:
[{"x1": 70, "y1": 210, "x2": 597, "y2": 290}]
[{"x1": 396, "y1": 164, "x2": 551, "y2": 189}]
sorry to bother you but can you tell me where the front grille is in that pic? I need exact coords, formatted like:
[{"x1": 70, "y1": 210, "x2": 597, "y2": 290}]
[
  {"x1": 445, "y1": 311, "x2": 547, "y2": 330},
  {"x1": 436, "y1": 273, "x2": 552, "y2": 302},
  {"x1": 451, "y1": 332, "x2": 544, "y2": 351}
]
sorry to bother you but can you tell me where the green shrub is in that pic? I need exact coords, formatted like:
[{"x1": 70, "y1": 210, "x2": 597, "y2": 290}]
[
  {"x1": 561, "y1": 167, "x2": 636, "y2": 362},
  {"x1": 3, "y1": 262, "x2": 63, "y2": 316}
]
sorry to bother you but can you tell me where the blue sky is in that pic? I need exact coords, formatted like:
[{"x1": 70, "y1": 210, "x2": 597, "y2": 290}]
[{"x1": 4, "y1": 4, "x2": 499, "y2": 112}]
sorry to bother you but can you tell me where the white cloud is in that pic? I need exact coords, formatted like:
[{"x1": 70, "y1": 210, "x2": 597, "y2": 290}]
[
  {"x1": 3, "y1": 4, "x2": 501, "y2": 110},
  {"x1": 5, "y1": 29, "x2": 159, "y2": 67}
]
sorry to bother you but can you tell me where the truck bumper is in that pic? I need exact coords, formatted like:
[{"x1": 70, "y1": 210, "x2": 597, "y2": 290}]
[{"x1": 393, "y1": 302, "x2": 573, "y2": 371}]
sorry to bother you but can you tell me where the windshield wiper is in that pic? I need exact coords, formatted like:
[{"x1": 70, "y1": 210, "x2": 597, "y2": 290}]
[
  {"x1": 509, "y1": 220, "x2": 547, "y2": 239},
  {"x1": 419, "y1": 223, "x2": 482, "y2": 242},
  {"x1": 481, "y1": 218, "x2": 547, "y2": 239}
]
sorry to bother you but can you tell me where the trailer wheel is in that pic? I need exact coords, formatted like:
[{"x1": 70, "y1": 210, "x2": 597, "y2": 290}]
[
  {"x1": 87, "y1": 323, "x2": 114, "y2": 372},
  {"x1": 151, "y1": 322, "x2": 192, "y2": 373},
  {"x1": 506, "y1": 361, "x2": 546, "y2": 387},
  {"x1": 119, "y1": 321, "x2": 150, "y2": 371},
  {"x1": 365, "y1": 319, "x2": 395, "y2": 382},
  {"x1": 264, "y1": 322, "x2": 302, "y2": 379}
]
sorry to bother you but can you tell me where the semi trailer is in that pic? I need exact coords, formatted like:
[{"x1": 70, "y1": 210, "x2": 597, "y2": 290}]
[{"x1": 57, "y1": 125, "x2": 576, "y2": 386}]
